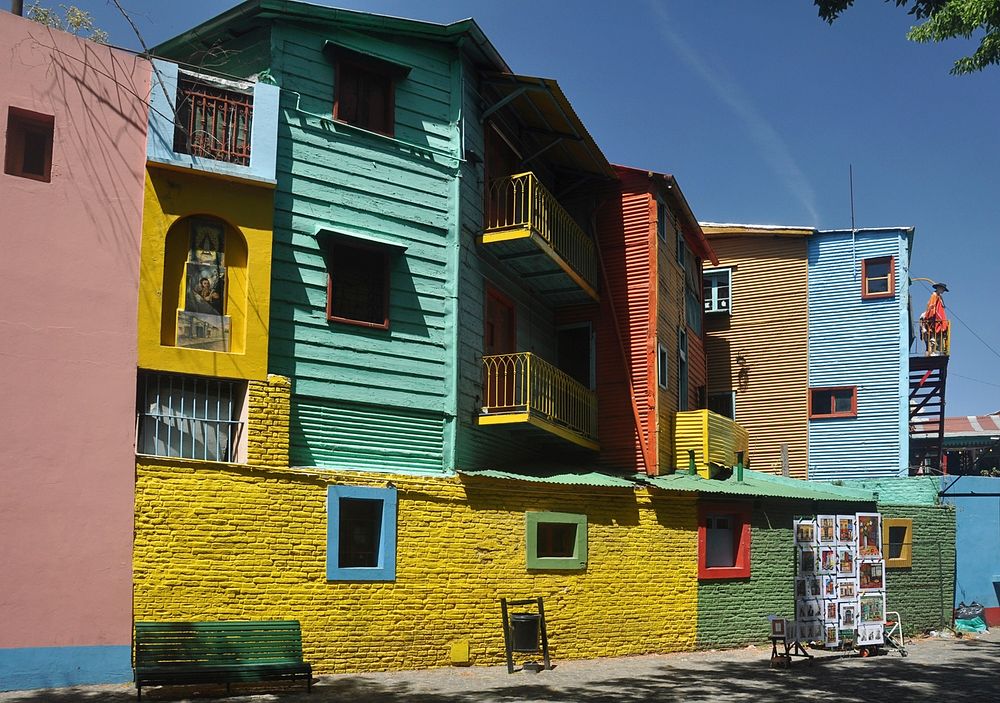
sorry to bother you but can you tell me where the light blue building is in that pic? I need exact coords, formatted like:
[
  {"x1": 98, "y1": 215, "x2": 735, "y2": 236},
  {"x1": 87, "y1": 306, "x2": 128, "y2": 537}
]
[{"x1": 807, "y1": 227, "x2": 913, "y2": 480}]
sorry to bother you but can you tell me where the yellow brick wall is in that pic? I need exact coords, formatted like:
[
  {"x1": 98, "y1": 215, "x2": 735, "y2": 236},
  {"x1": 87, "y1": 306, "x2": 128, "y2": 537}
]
[
  {"x1": 134, "y1": 460, "x2": 699, "y2": 673},
  {"x1": 246, "y1": 374, "x2": 290, "y2": 467}
]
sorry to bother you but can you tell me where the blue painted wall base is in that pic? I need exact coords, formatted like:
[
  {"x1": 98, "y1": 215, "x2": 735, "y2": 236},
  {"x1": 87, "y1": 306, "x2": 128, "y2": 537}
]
[{"x1": 0, "y1": 645, "x2": 131, "y2": 692}]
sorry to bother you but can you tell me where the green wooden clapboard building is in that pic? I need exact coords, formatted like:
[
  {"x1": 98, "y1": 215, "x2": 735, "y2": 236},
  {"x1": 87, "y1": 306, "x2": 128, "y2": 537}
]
[{"x1": 155, "y1": 0, "x2": 614, "y2": 473}]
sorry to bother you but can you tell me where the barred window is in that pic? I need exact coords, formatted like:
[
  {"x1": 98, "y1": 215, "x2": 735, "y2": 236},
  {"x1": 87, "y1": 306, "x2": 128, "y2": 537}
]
[
  {"x1": 174, "y1": 75, "x2": 253, "y2": 166},
  {"x1": 136, "y1": 372, "x2": 245, "y2": 463}
]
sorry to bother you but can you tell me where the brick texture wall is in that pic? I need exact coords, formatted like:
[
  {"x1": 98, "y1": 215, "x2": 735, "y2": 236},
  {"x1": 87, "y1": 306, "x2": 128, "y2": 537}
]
[
  {"x1": 246, "y1": 374, "x2": 290, "y2": 467},
  {"x1": 696, "y1": 502, "x2": 798, "y2": 648},
  {"x1": 882, "y1": 504, "x2": 956, "y2": 634},
  {"x1": 133, "y1": 461, "x2": 700, "y2": 673}
]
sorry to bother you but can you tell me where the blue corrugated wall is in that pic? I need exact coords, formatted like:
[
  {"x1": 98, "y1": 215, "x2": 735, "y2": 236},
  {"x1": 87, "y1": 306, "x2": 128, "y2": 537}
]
[{"x1": 807, "y1": 228, "x2": 910, "y2": 480}]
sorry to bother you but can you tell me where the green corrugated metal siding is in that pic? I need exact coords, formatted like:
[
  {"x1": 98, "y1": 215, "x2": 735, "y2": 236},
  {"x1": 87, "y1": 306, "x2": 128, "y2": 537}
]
[
  {"x1": 291, "y1": 397, "x2": 445, "y2": 472},
  {"x1": 458, "y1": 469, "x2": 635, "y2": 488},
  {"x1": 647, "y1": 469, "x2": 875, "y2": 502}
]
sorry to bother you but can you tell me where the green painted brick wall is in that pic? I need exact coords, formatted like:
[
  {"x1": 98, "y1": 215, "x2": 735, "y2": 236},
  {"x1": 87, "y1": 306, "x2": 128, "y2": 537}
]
[
  {"x1": 696, "y1": 502, "x2": 797, "y2": 649},
  {"x1": 882, "y1": 504, "x2": 956, "y2": 634}
]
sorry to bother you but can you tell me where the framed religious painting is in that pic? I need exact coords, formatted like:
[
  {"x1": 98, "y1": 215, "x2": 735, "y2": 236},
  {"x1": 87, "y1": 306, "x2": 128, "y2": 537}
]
[
  {"x1": 817, "y1": 515, "x2": 836, "y2": 544},
  {"x1": 857, "y1": 513, "x2": 882, "y2": 558},
  {"x1": 859, "y1": 561, "x2": 885, "y2": 591},
  {"x1": 824, "y1": 623, "x2": 840, "y2": 649}
]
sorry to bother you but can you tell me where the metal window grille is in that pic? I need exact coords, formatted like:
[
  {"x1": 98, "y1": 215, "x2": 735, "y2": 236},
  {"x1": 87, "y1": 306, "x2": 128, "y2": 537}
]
[
  {"x1": 174, "y1": 77, "x2": 253, "y2": 166},
  {"x1": 136, "y1": 372, "x2": 245, "y2": 463}
]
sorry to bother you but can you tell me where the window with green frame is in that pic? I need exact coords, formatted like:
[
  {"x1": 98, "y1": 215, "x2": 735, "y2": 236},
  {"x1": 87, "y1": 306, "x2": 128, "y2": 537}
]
[{"x1": 525, "y1": 512, "x2": 587, "y2": 570}]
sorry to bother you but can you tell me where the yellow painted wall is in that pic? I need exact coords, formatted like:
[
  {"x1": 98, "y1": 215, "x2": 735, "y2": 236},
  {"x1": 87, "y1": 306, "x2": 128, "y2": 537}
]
[
  {"x1": 133, "y1": 460, "x2": 700, "y2": 672},
  {"x1": 138, "y1": 166, "x2": 274, "y2": 380},
  {"x1": 702, "y1": 230, "x2": 809, "y2": 477}
]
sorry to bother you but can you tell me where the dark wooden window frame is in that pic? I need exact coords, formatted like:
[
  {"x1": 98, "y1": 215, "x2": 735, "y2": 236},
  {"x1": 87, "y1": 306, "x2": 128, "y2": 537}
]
[
  {"x1": 325, "y1": 239, "x2": 391, "y2": 330},
  {"x1": 808, "y1": 385, "x2": 858, "y2": 419},
  {"x1": 861, "y1": 255, "x2": 895, "y2": 300},
  {"x1": 332, "y1": 49, "x2": 407, "y2": 138},
  {"x1": 4, "y1": 106, "x2": 54, "y2": 182}
]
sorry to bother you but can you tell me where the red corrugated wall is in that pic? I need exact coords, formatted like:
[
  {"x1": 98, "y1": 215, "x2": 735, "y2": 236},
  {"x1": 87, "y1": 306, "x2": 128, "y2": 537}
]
[{"x1": 590, "y1": 168, "x2": 657, "y2": 474}]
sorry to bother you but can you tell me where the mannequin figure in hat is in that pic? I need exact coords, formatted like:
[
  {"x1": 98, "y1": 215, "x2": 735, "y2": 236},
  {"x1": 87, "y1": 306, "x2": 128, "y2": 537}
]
[{"x1": 919, "y1": 283, "x2": 949, "y2": 355}]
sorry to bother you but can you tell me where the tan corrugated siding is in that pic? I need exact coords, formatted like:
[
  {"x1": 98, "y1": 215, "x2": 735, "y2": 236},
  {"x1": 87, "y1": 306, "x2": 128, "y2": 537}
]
[{"x1": 704, "y1": 234, "x2": 809, "y2": 477}]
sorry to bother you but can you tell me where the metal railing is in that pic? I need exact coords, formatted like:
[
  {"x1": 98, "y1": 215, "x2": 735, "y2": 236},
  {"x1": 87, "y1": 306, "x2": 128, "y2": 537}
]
[
  {"x1": 485, "y1": 172, "x2": 598, "y2": 291},
  {"x1": 920, "y1": 323, "x2": 950, "y2": 357},
  {"x1": 481, "y1": 352, "x2": 598, "y2": 442},
  {"x1": 174, "y1": 77, "x2": 253, "y2": 166}
]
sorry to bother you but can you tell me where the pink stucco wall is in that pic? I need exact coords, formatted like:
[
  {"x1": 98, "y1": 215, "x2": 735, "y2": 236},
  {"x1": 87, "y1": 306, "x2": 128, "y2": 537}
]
[{"x1": 0, "y1": 14, "x2": 150, "y2": 649}]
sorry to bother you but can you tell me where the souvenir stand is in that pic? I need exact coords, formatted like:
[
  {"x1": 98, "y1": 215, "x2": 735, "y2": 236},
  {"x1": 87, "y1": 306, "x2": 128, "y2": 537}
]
[{"x1": 793, "y1": 513, "x2": 887, "y2": 655}]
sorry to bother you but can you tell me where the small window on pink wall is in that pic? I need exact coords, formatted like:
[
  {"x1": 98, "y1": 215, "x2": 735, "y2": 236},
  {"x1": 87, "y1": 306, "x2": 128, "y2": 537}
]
[
  {"x1": 4, "y1": 107, "x2": 54, "y2": 182},
  {"x1": 698, "y1": 502, "x2": 751, "y2": 579}
]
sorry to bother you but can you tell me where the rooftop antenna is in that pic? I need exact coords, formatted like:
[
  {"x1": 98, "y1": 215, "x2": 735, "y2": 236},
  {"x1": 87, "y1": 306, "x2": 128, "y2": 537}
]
[{"x1": 850, "y1": 164, "x2": 857, "y2": 278}]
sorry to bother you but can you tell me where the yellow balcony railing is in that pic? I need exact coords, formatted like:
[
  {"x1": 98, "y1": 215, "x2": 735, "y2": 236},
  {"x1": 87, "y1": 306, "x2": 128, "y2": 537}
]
[
  {"x1": 479, "y1": 352, "x2": 598, "y2": 449},
  {"x1": 919, "y1": 321, "x2": 950, "y2": 357},
  {"x1": 674, "y1": 410, "x2": 750, "y2": 478},
  {"x1": 485, "y1": 171, "x2": 599, "y2": 295}
]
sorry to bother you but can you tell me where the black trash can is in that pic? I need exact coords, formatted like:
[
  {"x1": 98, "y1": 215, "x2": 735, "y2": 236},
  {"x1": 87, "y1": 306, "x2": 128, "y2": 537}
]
[{"x1": 510, "y1": 613, "x2": 540, "y2": 652}]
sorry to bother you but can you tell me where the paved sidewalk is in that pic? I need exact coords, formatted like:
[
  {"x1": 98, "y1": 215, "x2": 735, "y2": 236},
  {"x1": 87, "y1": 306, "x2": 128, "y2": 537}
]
[{"x1": 3, "y1": 629, "x2": 998, "y2": 702}]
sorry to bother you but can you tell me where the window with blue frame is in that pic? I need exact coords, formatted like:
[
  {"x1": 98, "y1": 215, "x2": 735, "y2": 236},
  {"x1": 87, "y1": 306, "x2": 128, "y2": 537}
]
[{"x1": 327, "y1": 485, "x2": 397, "y2": 581}]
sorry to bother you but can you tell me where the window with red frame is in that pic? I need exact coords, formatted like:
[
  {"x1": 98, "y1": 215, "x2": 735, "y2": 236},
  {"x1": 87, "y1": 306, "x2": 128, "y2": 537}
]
[
  {"x1": 862, "y1": 256, "x2": 894, "y2": 299},
  {"x1": 334, "y1": 57, "x2": 395, "y2": 137},
  {"x1": 698, "y1": 503, "x2": 751, "y2": 579},
  {"x1": 325, "y1": 241, "x2": 390, "y2": 329},
  {"x1": 5, "y1": 107, "x2": 54, "y2": 182},
  {"x1": 809, "y1": 386, "x2": 857, "y2": 418}
]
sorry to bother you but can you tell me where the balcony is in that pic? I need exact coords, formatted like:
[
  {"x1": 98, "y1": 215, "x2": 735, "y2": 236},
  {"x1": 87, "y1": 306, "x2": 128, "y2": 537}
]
[
  {"x1": 477, "y1": 352, "x2": 599, "y2": 451},
  {"x1": 482, "y1": 172, "x2": 599, "y2": 305},
  {"x1": 918, "y1": 322, "x2": 950, "y2": 357},
  {"x1": 147, "y1": 59, "x2": 279, "y2": 184},
  {"x1": 674, "y1": 410, "x2": 749, "y2": 478}
]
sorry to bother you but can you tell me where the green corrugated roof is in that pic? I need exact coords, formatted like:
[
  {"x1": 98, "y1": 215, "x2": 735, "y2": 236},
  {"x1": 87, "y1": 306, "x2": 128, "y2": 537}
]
[
  {"x1": 645, "y1": 469, "x2": 875, "y2": 503},
  {"x1": 457, "y1": 469, "x2": 635, "y2": 488}
]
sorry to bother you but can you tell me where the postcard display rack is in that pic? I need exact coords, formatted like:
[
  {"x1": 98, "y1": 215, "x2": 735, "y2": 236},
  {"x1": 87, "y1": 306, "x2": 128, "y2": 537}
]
[{"x1": 794, "y1": 513, "x2": 886, "y2": 650}]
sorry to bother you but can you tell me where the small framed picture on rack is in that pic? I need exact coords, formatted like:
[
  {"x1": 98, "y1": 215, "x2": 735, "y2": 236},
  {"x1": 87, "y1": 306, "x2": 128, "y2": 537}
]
[
  {"x1": 817, "y1": 515, "x2": 836, "y2": 543},
  {"x1": 795, "y1": 519, "x2": 816, "y2": 545},
  {"x1": 857, "y1": 513, "x2": 882, "y2": 558},
  {"x1": 860, "y1": 592, "x2": 886, "y2": 624},
  {"x1": 859, "y1": 561, "x2": 884, "y2": 590},
  {"x1": 837, "y1": 515, "x2": 856, "y2": 544}
]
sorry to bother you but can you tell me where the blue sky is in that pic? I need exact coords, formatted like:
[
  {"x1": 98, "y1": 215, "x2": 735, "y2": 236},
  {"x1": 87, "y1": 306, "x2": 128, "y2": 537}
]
[{"x1": 81, "y1": 0, "x2": 999, "y2": 416}]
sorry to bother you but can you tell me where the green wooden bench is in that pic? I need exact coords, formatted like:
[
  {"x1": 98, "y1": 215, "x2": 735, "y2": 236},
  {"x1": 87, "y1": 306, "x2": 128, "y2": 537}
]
[{"x1": 134, "y1": 620, "x2": 312, "y2": 700}]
